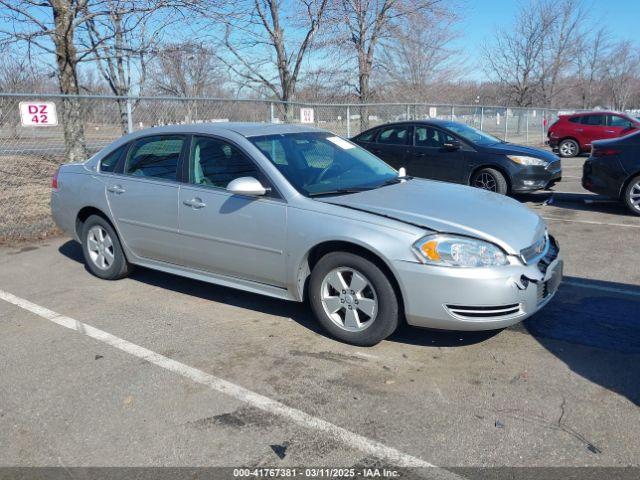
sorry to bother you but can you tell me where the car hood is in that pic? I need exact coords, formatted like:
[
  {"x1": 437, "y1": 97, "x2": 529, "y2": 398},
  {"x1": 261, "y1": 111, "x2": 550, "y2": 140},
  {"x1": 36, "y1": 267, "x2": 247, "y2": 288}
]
[
  {"x1": 481, "y1": 142, "x2": 559, "y2": 162},
  {"x1": 319, "y1": 179, "x2": 545, "y2": 254}
]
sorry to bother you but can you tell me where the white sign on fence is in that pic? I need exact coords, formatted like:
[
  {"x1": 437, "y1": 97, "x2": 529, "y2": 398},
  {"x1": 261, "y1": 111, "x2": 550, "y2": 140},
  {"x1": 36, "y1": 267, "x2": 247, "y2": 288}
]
[
  {"x1": 496, "y1": 112, "x2": 501, "y2": 125},
  {"x1": 300, "y1": 108, "x2": 314, "y2": 124},
  {"x1": 429, "y1": 107, "x2": 437, "y2": 118},
  {"x1": 19, "y1": 101, "x2": 58, "y2": 126}
]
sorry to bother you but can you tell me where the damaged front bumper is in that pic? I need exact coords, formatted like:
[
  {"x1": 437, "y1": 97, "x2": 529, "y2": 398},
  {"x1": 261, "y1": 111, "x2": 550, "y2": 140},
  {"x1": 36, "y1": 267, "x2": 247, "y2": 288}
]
[{"x1": 395, "y1": 236, "x2": 563, "y2": 331}]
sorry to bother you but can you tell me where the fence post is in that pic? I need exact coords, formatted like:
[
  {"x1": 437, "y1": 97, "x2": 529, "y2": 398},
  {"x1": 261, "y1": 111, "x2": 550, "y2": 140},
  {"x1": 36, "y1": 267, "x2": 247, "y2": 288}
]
[
  {"x1": 525, "y1": 110, "x2": 529, "y2": 144},
  {"x1": 346, "y1": 106, "x2": 351, "y2": 137},
  {"x1": 406, "y1": 104, "x2": 410, "y2": 120},
  {"x1": 450, "y1": 105, "x2": 454, "y2": 120},
  {"x1": 542, "y1": 109, "x2": 546, "y2": 144},
  {"x1": 504, "y1": 108, "x2": 508, "y2": 141},
  {"x1": 126, "y1": 97, "x2": 133, "y2": 133},
  {"x1": 480, "y1": 107, "x2": 484, "y2": 131},
  {"x1": 270, "y1": 102, "x2": 275, "y2": 123}
]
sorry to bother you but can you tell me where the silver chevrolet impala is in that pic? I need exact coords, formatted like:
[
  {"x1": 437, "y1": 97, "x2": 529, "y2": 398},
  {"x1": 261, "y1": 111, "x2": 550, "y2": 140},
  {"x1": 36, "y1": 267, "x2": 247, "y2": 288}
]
[{"x1": 51, "y1": 123, "x2": 563, "y2": 346}]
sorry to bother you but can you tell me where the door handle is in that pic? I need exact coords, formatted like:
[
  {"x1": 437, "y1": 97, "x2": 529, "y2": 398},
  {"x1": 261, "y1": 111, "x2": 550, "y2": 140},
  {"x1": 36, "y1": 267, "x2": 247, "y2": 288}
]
[
  {"x1": 372, "y1": 149, "x2": 382, "y2": 154},
  {"x1": 605, "y1": 130, "x2": 615, "y2": 133},
  {"x1": 183, "y1": 198, "x2": 206, "y2": 209},
  {"x1": 413, "y1": 153, "x2": 426, "y2": 158},
  {"x1": 575, "y1": 129, "x2": 584, "y2": 132},
  {"x1": 107, "y1": 185, "x2": 125, "y2": 194}
]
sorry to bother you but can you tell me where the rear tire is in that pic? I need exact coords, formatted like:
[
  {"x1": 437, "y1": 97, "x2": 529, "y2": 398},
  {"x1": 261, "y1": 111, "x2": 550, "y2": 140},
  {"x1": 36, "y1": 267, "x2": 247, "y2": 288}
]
[
  {"x1": 471, "y1": 168, "x2": 508, "y2": 195},
  {"x1": 623, "y1": 175, "x2": 640, "y2": 216},
  {"x1": 81, "y1": 215, "x2": 132, "y2": 280},
  {"x1": 558, "y1": 138, "x2": 579, "y2": 158},
  {"x1": 309, "y1": 252, "x2": 399, "y2": 346}
]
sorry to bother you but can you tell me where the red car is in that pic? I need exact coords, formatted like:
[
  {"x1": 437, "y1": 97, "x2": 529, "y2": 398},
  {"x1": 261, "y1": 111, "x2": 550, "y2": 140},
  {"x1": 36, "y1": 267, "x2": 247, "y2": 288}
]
[{"x1": 547, "y1": 111, "x2": 640, "y2": 157}]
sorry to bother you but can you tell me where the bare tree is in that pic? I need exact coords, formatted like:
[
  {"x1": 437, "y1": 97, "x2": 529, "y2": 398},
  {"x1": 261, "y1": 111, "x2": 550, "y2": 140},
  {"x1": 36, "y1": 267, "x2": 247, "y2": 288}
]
[
  {"x1": 0, "y1": 0, "x2": 94, "y2": 161},
  {"x1": 604, "y1": 40, "x2": 640, "y2": 111},
  {"x1": 208, "y1": 0, "x2": 328, "y2": 121},
  {"x1": 330, "y1": 0, "x2": 441, "y2": 129},
  {"x1": 81, "y1": 0, "x2": 170, "y2": 133},
  {"x1": 538, "y1": 0, "x2": 586, "y2": 107},
  {"x1": 482, "y1": 1, "x2": 552, "y2": 108},
  {"x1": 149, "y1": 41, "x2": 228, "y2": 122},
  {"x1": 378, "y1": 7, "x2": 460, "y2": 101},
  {"x1": 575, "y1": 27, "x2": 609, "y2": 109}
]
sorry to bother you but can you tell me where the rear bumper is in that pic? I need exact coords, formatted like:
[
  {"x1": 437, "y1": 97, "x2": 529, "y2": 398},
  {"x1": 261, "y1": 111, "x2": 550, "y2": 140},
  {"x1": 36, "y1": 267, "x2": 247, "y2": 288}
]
[
  {"x1": 582, "y1": 159, "x2": 624, "y2": 198},
  {"x1": 394, "y1": 238, "x2": 563, "y2": 331}
]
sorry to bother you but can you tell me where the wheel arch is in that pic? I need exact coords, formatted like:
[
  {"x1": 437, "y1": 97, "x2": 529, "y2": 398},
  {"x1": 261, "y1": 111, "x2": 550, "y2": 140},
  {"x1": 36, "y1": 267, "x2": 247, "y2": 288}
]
[
  {"x1": 619, "y1": 171, "x2": 640, "y2": 199},
  {"x1": 559, "y1": 136, "x2": 581, "y2": 150},
  {"x1": 75, "y1": 206, "x2": 118, "y2": 241},
  {"x1": 296, "y1": 240, "x2": 406, "y2": 320}
]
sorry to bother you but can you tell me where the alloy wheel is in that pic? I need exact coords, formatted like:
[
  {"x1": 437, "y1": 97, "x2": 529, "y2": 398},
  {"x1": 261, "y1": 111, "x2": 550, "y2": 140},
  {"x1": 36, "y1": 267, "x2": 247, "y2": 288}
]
[
  {"x1": 87, "y1": 225, "x2": 115, "y2": 270},
  {"x1": 320, "y1": 267, "x2": 378, "y2": 332},
  {"x1": 560, "y1": 141, "x2": 577, "y2": 157},
  {"x1": 630, "y1": 181, "x2": 640, "y2": 212},
  {"x1": 474, "y1": 172, "x2": 497, "y2": 191}
]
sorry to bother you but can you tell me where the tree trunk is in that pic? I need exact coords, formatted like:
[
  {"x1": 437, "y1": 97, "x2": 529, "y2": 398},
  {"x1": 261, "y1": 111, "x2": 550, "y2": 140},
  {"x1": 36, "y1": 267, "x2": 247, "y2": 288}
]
[
  {"x1": 358, "y1": 56, "x2": 370, "y2": 131},
  {"x1": 52, "y1": 0, "x2": 87, "y2": 162}
]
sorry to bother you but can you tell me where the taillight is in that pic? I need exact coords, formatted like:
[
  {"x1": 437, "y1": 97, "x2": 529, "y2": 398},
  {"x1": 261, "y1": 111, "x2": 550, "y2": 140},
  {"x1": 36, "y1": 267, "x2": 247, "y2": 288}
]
[
  {"x1": 52, "y1": 168, "x2": 60, "y2": 190},
  {"x1": 593, "y1": 148, "x2": 621, "y2": 157}
]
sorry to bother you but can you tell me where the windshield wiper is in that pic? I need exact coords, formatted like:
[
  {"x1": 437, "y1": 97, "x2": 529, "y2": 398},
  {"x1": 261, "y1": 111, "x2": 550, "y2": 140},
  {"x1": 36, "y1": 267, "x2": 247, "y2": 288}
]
[{"x1": 308, "y1": 187, "x2": 374, "y2": 197}]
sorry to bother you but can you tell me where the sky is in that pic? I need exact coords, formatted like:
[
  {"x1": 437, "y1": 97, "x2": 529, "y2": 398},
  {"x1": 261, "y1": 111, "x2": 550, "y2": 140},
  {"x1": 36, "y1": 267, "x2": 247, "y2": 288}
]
[{"x1": 454, "y1": 0, "x2": 640, "y2": 80}]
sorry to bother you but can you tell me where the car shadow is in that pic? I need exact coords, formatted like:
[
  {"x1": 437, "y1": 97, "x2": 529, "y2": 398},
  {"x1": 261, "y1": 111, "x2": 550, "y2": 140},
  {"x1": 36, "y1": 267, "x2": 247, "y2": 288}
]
[
  {"x1": 58, "y1": 241, "x2": 640, "y2": 404},
  {"x1": 58, "y1": 240, "x2": 496, "y2": 348},
  {"x1": 523, "y1": 276, "x2": 640, "y2": 405}
]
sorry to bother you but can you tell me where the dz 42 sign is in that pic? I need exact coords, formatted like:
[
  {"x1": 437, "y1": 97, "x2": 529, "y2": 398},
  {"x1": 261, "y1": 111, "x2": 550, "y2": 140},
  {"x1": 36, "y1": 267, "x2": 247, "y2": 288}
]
[{"x1": 19, "y1": 101, "x2": 58, "y2": 126}]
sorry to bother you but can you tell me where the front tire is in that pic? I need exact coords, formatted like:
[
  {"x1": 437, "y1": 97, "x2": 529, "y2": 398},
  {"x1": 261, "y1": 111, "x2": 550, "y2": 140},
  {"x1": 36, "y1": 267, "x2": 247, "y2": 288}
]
[
  {"x1": 559, "y1": 138, "x2": 579, "y2": 158},
  {"x1": 309, "y1": 252, "x2": 399, "y2": 346},
  {"x1": 623, "y1": 175, "x2": 640, "y2": 216},
  {"x1": 81, "y1": 215, "x2": 132, "y2": 280},
  {"x1": 471, "y1": 168, "x2": 508, "y2": 195}
]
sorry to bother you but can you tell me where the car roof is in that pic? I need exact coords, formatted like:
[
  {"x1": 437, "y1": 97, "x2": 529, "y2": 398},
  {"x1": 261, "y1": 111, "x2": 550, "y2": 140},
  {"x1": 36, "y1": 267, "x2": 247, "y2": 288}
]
[
  {"x1": 359, "y1": 119, "x2": 456, "y2": 133},
  {"x1": 564, "y1": 111, "x2": 625, "y2": 117},
  {"x1": 124, "y1": 122, "x2": 325, "y2": 139}
]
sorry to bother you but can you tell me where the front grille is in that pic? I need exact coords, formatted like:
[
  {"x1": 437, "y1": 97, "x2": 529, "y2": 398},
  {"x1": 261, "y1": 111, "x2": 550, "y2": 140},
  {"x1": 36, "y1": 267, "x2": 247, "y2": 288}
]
[{"x1": 446, "y1": 303, "x2": 521, "y2": 319}]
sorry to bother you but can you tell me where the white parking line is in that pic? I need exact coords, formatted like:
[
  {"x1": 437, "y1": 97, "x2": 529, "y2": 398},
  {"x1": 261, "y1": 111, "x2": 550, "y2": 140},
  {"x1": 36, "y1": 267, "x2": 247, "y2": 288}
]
[
  {"x1": 0, "y1": 289, "x2": 456, "y2": 474},
  {"x1": 563, "y1": 280, "x2": 640, "y2": 298},
  {"x1": 542, "y1": 216, "x2": 640, "y2": 228}
]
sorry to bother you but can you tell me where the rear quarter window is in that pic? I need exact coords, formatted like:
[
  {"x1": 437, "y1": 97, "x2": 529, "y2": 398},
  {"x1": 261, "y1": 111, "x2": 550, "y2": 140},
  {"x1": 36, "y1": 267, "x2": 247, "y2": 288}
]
[
  {"x1": 355, "y1": 130, "x2": 377, "y2": 142},
  {"x1": 99, "y1": 145, "x2": 127, "y2": 173}
]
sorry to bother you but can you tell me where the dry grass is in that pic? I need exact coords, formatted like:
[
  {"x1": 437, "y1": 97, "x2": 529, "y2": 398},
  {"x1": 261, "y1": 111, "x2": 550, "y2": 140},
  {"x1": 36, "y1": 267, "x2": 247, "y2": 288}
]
[{"x1": 0, "y1": 154, "x2": 63, "y2": 244}]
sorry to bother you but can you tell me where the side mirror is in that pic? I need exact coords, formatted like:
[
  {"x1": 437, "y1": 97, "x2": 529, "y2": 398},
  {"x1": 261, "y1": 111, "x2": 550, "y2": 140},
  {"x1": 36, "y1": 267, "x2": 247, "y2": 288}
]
[
  {"x1": 443, "y1": 139, "x2": 461, "y2": 150},
  {"x1": 226, "y1": 177, "x2": 268, "y2": 196}
]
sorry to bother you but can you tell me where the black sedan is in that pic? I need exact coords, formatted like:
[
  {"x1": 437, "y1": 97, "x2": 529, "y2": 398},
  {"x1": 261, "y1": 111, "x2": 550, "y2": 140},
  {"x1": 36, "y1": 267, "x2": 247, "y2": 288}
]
[
  {"x1": 582, "y1": 131, "x2": 640, "y2": 216},
  {"x1": 351, "y1": 120, "x2": 562, "y2": 195}
]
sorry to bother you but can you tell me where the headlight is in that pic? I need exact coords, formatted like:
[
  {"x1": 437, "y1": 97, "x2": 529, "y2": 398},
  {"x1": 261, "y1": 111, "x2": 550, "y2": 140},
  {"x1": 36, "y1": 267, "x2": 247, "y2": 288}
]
[
  {"x1": 507, "y1": 155, "x2": 547, "y2": 166},
  {"x1": 413, "y1": 234, "x2": 508, "y2": 267}
]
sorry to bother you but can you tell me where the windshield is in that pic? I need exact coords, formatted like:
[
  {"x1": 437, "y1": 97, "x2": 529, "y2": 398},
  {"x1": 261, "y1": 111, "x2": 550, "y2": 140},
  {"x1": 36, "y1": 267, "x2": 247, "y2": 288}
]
[
  {"x1": 249, "y1": 132, "x2": 399, "y2": 196},
  {"x1": 441, "y1": 122, "x2": 503, "y2": 146}
]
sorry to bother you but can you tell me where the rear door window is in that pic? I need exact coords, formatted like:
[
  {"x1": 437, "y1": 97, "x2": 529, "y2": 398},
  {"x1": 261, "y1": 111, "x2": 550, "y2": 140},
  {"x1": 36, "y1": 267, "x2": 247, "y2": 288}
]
[
  {"x1": 99, "y1": 145, "x2": 127, "y2": 173},
  {"x1": 568, "y1": 116, "x2": 583, "y2": 124},
  {"x1": 581, "y1": 115, "x2": 605, "y2": 126},
  {"x1": 608, "y1": 115, "x2": 632, "y2": 127},
  {"x1": 376, "y1": 126, "x2": 412, "y2": 145},
  {"x1": 124, "y1": 136, "x2": 184, "y2": 181},
  {"x1": 414, "y1": 126, "x2": 455, "y2": 147}
]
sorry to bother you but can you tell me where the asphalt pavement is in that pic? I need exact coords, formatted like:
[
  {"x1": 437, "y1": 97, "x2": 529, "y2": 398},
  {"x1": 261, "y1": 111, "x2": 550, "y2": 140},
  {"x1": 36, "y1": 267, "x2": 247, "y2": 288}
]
[{"x1": 1, "y1": 155, "x2": 638, "y2": 472}]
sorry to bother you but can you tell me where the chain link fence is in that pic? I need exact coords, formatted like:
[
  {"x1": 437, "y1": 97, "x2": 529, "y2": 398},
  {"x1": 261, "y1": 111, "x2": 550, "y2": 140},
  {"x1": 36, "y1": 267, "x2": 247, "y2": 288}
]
[{"x1": 0, "y1": 93, "x2": 564, "y2": 243}]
